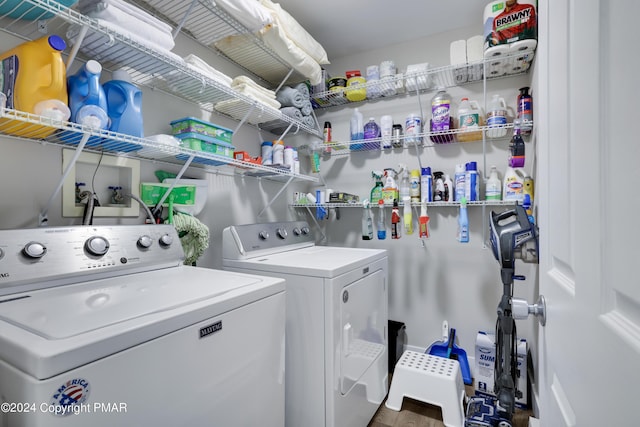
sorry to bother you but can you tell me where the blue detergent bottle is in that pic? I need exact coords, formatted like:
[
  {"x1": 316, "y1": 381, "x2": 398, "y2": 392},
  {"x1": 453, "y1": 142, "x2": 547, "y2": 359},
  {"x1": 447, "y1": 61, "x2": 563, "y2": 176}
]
[
  {"x1": 67, "y1": 59, "x2": 109, "y2": 130},
  {"x1": 103, "y1": 69, "x2": 144, "y2": 138}
]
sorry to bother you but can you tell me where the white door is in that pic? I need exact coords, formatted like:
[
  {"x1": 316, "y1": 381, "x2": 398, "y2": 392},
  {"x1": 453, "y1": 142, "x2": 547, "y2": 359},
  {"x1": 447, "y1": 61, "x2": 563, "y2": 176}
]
[{"x1": 537, "y1": 0, "x2": 640, "y2": 425}]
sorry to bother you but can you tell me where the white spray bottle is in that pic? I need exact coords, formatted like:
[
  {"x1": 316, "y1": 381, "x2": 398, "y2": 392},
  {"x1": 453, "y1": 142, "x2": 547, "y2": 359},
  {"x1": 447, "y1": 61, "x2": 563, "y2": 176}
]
[{"x1": 402, "y1": 196, "x2": 413, "y2": 235}]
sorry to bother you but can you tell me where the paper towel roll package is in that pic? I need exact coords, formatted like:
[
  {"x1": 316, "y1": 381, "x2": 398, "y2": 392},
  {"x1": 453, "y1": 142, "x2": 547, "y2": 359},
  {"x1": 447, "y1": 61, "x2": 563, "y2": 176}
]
[
  {"x1": 450, "y1": 40, "x2": 468, "y2": 84},
  {"x1": 483, "y1": 0, "x2": 537, "y2": 51}
]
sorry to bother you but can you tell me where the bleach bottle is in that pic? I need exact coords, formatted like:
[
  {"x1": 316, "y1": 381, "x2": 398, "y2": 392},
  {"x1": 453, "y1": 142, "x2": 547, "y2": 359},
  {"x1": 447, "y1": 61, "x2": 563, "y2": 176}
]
[
  {"x1": 103, "y1": 69, "x2": 144, "y2": 137},
  {"x1": 67, "y1": 59, "x2": 109, "y2": 130}
]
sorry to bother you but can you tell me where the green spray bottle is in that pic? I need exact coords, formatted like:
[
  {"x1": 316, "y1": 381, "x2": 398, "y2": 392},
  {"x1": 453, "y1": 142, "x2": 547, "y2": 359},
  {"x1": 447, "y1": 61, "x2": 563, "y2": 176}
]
[{"x1": 370, "y1": 170, "x2": 384, "y2": 204}]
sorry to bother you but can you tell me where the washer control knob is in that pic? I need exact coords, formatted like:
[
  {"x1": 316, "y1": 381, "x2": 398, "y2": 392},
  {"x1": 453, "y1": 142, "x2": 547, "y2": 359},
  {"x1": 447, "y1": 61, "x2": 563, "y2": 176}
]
[
  {"x1": 85, "y1": 236, "x2": 109, "y2": 256},
  {"x1": 301, "y1": 226, "x2": 310, "y2": 235},
  {"x1": 292, "y1": 227, "x2": 301, "y2": 236},
  {"x1": 23, "y1": 241, "x2": 47, "y2": 259},
  {"x1": 137, "y1": 235, "x2": 153, "y2": 249},
  {"x1": 159, "y1": 234, "x2": 173, "y2": 247},
  {"x1": 259, "y1": 230, "x2": 269, "y2": 240},
  {"x1": 276, "y1": 228, "x2": 288, "y2": 239}
]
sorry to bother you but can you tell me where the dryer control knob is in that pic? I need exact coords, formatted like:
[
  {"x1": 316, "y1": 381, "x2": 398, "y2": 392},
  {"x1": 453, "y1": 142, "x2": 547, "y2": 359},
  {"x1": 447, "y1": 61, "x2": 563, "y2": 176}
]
[
  {"x1": 292, "y1": 227, "x2": 301, "y2": 236},
  {"x1": 259, "y1": 230, "x2": 269, "y2": 240},
  {"x1": 23, "y1": 241, "x2": 47, "y2": 259},
  {"x1": 85, "y1": 236, "x2": 109, "y2": 256},
  {"x1": 137, "y1": 235, "x2": 153, "y2": 249},
  {"x1": 301, "y1": 226, "x2": 310, "y2": 235},
  {"x1": 276, "y1": 228, "x2": 288, "y2": 239},
  {"x1": 159, "y1": 234, "x2": 173, "y2": 247}
]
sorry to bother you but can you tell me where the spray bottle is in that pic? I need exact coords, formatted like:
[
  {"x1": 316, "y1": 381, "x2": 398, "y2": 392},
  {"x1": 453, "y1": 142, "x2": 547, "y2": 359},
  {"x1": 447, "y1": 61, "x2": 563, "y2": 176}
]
[
  {"x1": 370, "y1": 170, "x2": 384, "y2": 204},
  {"x1": 419, "y1": 200, "x2": 430, "y2": 239},
  {"x1": 376, "y1": 199, "x2": 386, "y2": 240},
  {"x1": 382, "y1": 168, "x2": 399, "y2": 204},
  {"x1": 391, "y1": 199, "x2": 401, "y2": 239},
  {"x1": 457, "y1": 197, "x2": 469, "y2": 243},
  {"x1": 398, "y1": 163, "x2": 410, "y2": 201},
  {"x1": 362, "y1": 200, "x2": 374, "y2": 240},
  {"x1": 402, "y1": 196, "x2": 413, "y2": 235}
]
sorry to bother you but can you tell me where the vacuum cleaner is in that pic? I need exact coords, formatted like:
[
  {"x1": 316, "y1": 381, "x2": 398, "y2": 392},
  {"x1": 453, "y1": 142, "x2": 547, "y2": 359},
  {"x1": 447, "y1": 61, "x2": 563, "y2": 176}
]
[{"x1": 465, "y1": 204, "x2": 545, "y2": 427}]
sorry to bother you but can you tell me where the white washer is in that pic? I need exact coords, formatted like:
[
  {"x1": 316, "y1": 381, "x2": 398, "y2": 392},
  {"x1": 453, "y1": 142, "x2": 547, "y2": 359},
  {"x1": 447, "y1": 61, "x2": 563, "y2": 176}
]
[
  {"x1": 0, "y1": 224, "x2": 285, "y2": 426},
  {"x1": 223, "y1": 220, "x2": 388, "y2": 427}
]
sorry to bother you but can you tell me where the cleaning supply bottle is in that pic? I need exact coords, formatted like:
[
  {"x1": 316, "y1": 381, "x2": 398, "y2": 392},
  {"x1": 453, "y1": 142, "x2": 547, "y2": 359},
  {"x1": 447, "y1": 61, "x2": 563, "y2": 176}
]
[
  {"x1": 399, "y1": 166, "x2": 410, "y2": 201},
  {"x1": 410, "y1": 169, "x2": 421, "y2": 203},
  {"x1": 517, "y1": 86, "x2": 533, "y2": 136},
  {"x1": 523, "y1": 175, "x2": 535, "y2": 217},
  {"x1": 433, "y1": 171, "x2": 445, "y2": 201},
  {"x1": 361, "y1": 200, "x2": 374, "y2": 240},
  {"x1": 486, "y1": 94, "x2": 508, "y2": 138},
  {"x1": 454, "y1": 163, "x2": 466, "y2": 202},
  {"x1": 485, "y1": 165, "x2": 502, "y2": 200},
  {"x1": 402, "y1": 196, "x2": 413, "y2": 235},
  {"x1": 503, "y1": 166, "x2": 527, "y2": 201},
  {"x1": 430, "y1": 88, "x2": 454, "y2": 143},
  {"x1": 457, "y1": 197, "x2": 469, "y2": 243},
  {"x1": 381, "y1": 168, "x2": 399, "y2": 204},
  {"x1": 377, "y1": 199, "x2": 387, "y2": 240},
  {"x1": 420, "y1": 167, "x2": 433, "y2": 203},
  {"x1": 350, "y1": 107, "x2": 365, "y2": 150},
  {"x1": 67, "y1": 59, "x2": 109, "y2": 130},
  {"x1": 391, "y1": 199, "x2": 401, "y2": 239},
  {"x1": 444, "y1": 174, "x2": 453, "y2": 202},
  {"x1": 370, "y1": 170, "x2": 384, "y2": 204},
  {"x1": 509, "y1": 123, "x2": 526, "y2": 167},
  {"x1": 323, "y1": 121, "x2": 332, "y2": 153},
  {"x1": 380, "y1": 115, "x2": 393, "y2": 149},
  {"x1": 363, "y1": 117, "x2": 380, "y2": 149},
  {"x1": 103, "y1": 68, "x2": 144, "y2": 137},
  {"x1": 0, "y1": 35, "x2": 70, "y2": 138},
  {"x1": 456, "y1": 97, "x2": 483, "y2": 142},
  {"x1": 419, "y1": 200, "x2": 430, "y2": 239},
  {"x1": 465, "y1": 161, "x2": 479, "y2": 201}
]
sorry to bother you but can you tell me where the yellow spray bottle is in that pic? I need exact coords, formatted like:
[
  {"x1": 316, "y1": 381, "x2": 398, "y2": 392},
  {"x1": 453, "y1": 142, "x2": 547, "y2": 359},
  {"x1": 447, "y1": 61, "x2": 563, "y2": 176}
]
[{"x1": 402, "y1": 196, "x2": 413, "y2": 235}]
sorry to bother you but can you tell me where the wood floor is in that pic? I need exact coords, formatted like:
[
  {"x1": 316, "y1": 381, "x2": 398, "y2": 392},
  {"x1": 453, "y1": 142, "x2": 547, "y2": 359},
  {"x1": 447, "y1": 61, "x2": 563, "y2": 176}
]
[{"x1": 368, "y1": 385, "x2": 532, "y2": 427}]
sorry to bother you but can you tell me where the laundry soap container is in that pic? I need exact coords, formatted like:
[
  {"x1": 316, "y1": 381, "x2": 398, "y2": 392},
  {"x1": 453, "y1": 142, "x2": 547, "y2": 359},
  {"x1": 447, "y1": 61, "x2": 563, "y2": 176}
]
[
  {"x1": 103, "y1": 69, "x2": 144, "y2": 138},
  {"x1": 0, "y1": 35, "x2": 70, "y2": 138},
  {"x1": 67, "y1": 60, "x2": 109, "y2": 130}
]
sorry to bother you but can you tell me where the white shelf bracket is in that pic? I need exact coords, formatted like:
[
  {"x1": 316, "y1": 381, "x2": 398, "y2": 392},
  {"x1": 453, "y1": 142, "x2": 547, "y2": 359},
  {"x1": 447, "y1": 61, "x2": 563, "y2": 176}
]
[
  {"x1": 39, "y1": 132, "x2": 91, "y2": 226},
  {"x1": 173, "y1": 0, "x2": 199, "y2": 39},
  {"x1": 304, "y1": 206, "x2": 327, "y2": 242},
  {"x1": 258, "y1": 175, "x2": 294, "y2": 218},
  {"x1": 152, "y1": 153, "x2": 195, "y2": 215},
  {"x1": 66, "y1": 24, "x2": 89, "y2": 71}
]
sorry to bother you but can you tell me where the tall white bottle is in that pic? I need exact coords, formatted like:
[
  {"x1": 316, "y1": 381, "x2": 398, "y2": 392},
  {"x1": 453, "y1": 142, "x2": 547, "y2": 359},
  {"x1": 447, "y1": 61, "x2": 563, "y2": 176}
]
[{"x1": 485, "y1": 165, "x2": 502, "y2": 200}]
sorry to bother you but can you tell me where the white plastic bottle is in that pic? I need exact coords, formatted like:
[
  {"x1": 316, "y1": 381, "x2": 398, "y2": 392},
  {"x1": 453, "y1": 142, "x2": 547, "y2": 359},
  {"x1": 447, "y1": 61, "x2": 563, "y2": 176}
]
[
  {"x1": 444, "y1": 174, "x2": 454, "y2": 202},
  {"x1": 454, "y1": 163, "x2": 466, "y2": 202},
  {"x1": 350, "y1": 107, "x2": 364, "y2": 150},
  {"x1": 486, "y1": 94, "x2": 508, "y2": 138},
  {"x1": 456, "y1": 97, "x2": 483, "y2": 142},
  {"x1": 485, "y1": 165, "x2": 502, "y2": 200},
  {"x1": 399, "y1": 168, "x2": 410, "y2": 201},
  {"x1": 420, "y1": 167, "x2": 433, "y2": 202},
  {"x1": 380, "y1": 115, "x2": 393, "y2": 149},
  {"x1": 503, "y1": 167, "x2": 527, "y2": 201}
]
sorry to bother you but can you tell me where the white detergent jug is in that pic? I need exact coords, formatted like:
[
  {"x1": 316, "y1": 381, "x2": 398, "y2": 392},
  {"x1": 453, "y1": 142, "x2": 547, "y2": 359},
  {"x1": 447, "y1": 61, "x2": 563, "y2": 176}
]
[
  {"x1": 486, "y1": 94, "x2": 508, "y2": 138},
  {"x1": 457, "y1": 97, "x2": 483, "y2": 142},
  {"x1": 503, "y1": 167, "x2": 528, "y2": 201}
]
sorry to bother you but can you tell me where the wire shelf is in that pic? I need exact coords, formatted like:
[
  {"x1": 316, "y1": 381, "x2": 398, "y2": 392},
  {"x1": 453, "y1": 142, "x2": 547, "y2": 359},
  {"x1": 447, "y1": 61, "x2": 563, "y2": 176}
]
[
  {"x1": 0, "y1": 0, "x2": 320, "y2": 137},
  {"x1": 290, "y1": 200, "x2": 518, "y2": 209},
  {"x1": 311, "y1": 53, "x2": 534, "y2": 110},
  {"x1": 0, "y1": 107, "x2": 319, "y2": 182}
]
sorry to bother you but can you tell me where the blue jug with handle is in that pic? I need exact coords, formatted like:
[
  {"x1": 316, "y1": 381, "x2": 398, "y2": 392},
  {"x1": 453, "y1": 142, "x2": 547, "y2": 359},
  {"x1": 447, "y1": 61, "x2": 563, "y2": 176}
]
[{"x1": 103, "y1": 69, "x2": 144, "y2": 138}]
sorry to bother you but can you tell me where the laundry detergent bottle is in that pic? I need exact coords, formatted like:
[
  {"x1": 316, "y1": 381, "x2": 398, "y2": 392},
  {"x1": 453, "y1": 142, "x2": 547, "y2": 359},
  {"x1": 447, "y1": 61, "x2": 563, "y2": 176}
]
[
  {"x1": 0, "y1": 35, "x2": 70, "y2": 137},
  {"x1": 67, "y1": 59, "x2": 109, "y2": 130},
  {"x1": 103, "y1": 69, "x2": 144, "y2": 137}
]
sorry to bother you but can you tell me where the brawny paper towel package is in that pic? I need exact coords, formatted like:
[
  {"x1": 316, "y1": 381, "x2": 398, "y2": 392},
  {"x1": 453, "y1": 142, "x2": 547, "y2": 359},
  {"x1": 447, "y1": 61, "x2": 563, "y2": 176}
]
[
  {"x1": 483, "y1": 0, "x2": 537, "y2": 51},
  {"x1": 474, "y1": 331, "x2": 529, "y2": 409}
]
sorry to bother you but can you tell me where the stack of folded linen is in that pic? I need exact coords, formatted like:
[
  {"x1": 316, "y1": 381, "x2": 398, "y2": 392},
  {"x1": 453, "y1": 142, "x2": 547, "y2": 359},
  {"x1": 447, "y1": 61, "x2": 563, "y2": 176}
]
[
  {"x1": 277, "y1": 82, "x2": 316, "y2": 129},
  {"x1": 214, "y1": 76, "x2": 281, "y2": 124},
  {"x1": 183, "y1": 54, "x2": 233, "y2": 87}
]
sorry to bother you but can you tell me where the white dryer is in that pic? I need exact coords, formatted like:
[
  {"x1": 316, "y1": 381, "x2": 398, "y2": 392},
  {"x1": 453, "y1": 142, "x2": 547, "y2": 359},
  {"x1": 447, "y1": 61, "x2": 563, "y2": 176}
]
[
  {"x1": 0, "y1": 224, "x2": 285, "y2": 426},
  {"x1": 223, "y1": 220, "x2": 388, "y2": 427}
]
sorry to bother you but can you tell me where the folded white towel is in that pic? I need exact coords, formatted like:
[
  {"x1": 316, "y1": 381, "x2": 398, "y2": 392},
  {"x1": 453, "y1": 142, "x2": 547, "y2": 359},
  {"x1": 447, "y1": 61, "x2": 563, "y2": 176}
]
[
  {"x1": 214, "y1": 98, "x2": 279, "y2": 124},
  {"x1": 231, "y1": 76, "x2": 276, "y2": 100},
  {"x1": 184, "y1": 54, "x2": 232, "y2": 87},
  {"x1": 77, "y1": 0, "x2": 175, "y2": 51},
  {"x1": 232, "y1": 84, "x2": 281, "y2": 110}
]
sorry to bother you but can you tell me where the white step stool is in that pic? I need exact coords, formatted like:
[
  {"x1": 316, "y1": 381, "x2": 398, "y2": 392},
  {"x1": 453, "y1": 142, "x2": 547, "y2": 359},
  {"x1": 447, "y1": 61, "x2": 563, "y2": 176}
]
[{"x1": 385, "y1": 350, "x2": 466, "y2": 427}]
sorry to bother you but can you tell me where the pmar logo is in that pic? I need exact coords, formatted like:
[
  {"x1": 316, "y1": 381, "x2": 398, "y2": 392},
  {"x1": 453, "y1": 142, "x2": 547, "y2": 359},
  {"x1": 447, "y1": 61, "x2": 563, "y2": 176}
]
[{"x1": 49, "y1": 378, "x2": 90, "y2": 416}]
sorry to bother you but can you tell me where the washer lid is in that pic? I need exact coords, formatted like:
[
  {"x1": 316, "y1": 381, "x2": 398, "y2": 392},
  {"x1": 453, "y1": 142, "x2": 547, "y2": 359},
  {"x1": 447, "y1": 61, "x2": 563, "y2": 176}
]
[
  {"x1": 0, "y1": 266, "x2": 285, "y2": 379},
  {"x1": 224, "y1": 246, "x2": 387, "y2": 278}
]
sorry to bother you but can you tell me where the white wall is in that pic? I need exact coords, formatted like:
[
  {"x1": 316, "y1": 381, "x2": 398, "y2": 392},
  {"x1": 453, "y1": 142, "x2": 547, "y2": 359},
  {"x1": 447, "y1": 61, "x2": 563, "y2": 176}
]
[
  {"x1": 293, "y1": 25, "x2": 539, "y2": 359},
  {"x1": 0, "y1": 21, "x2": 538, "y2": 364}
]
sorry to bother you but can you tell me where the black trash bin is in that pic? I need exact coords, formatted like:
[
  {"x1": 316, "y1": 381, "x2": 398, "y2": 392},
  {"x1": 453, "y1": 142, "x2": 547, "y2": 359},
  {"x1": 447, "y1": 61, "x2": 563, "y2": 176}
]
[{"x1": 388, "y1": 320, "x2": 406, "y2": 374}]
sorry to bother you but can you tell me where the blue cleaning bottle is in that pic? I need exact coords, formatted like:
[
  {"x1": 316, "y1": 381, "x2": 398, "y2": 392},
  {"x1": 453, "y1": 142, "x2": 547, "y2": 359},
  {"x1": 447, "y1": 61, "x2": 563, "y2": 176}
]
[
  {"x1": 67, "y1": 59, "x2": 109, "y2": 130},
  {"x1": 103, "y1": 69, "x2": 144, "y2": 137},
  {"x1": 457, "y1": 197, "x2": 469, "y2": 243}
]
